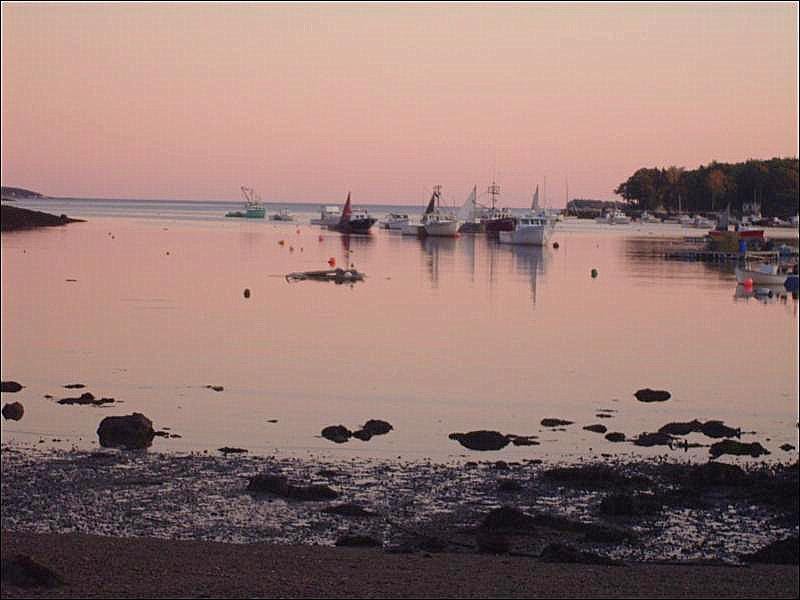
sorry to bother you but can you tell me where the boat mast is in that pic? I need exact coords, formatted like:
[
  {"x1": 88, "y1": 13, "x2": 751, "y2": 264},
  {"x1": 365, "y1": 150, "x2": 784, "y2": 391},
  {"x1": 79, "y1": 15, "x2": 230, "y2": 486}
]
[{"x1": 488, "y1": 181, "x2": 500, "y2": 211}]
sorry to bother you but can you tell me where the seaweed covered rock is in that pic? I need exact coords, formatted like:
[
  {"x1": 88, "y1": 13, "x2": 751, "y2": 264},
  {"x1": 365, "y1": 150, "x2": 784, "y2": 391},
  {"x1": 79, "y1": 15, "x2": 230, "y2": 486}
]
[
  {"x1": 2, "y1": 401, "x2": 24, "y2": 421},
  {"x1": 541, "y1": 418, "x2": 574, "y2": 427},
  {"x1": 481, "y1": 506, "x2": 537, "y2": 532},
  {"x1": 247, "y1": 474, "x2": 339, "y2": 501},
  {"x1": 709, "y1": 439, "x2": 770, "y2": 459},
  {"x1": 449, "y1": 430, "x2": 510, "y2": 451},
  {"x1": 741, "y1": 536, "x2": 799, "y2": 565},
  {"x1": 1, "y1": 381, "x2": 24, "y2": 393},
  {"x1": 634, "y1": 388, "x2": 671, "y2": 403},
  {"x1": 321, "y1": 425, "x2": 352, "y2": 444},
  {"x1": 97, "y1": 413, "x2": 155, "y2": 449},
  {"x1": 362, "y1": 419, "x2": 393, "y2": 436}
]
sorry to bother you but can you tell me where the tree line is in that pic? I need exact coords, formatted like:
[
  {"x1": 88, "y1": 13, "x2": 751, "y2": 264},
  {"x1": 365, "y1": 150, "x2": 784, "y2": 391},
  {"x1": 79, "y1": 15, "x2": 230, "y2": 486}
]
[{"x1": 614, "y1": 157, "x2": 798, "y2": 217}]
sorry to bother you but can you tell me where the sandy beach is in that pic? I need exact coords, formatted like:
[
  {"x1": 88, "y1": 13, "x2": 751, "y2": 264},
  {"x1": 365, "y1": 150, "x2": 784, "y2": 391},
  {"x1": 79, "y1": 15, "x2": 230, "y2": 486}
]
[{"x1": 2, "y1": 530, "x2": 798, "y2": 599}]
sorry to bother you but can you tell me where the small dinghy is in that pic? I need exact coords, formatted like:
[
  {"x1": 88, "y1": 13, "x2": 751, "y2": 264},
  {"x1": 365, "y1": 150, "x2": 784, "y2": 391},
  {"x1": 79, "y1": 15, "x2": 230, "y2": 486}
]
[{"x1": 285, "y1": 268, "x2": 365, "y2": 284}]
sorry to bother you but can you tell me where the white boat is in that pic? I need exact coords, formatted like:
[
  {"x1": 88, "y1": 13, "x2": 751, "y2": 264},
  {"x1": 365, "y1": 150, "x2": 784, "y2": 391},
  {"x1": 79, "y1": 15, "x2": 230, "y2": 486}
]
[
  {"x1": 310, "y1": 205, "x2": 342, "y2": 226},
  {"x1": 640, "y1": 211, "x2": 661, "y2": 223},
  {"x1": 735, "y1": 252, "x2": 795, "y2": 285},
  {"x1": 498, "y1": 214, "x2": 552, "y2": 246},
  {"x1": 424, "y1": 211, "x2": 460, "y2": 237},
  {"x1": 269, "y1": 208, "x2": 294, "y2": 221},
  {"x1": 380, "y1": 213, "x2": 409, "y2": 230},
  {"x1": 686, "y1": 215, "x2": 715, "y2": 229},
  {"x1": 595, "y1": 207, "x2": 631, "y2": 225},
  {"x1": 422, "y1": 185, "x2": 459, "y2": 237},
  {"x1": 498, "y1": 187, "x2": 554, "y2": 246}
]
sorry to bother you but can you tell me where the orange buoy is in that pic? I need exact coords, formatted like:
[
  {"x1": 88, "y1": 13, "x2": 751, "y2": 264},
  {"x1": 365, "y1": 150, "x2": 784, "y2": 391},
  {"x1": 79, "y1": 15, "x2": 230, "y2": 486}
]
[
  {"x1": 743, "y1": 278, "x2": 754, "y2": 288},
  {"x1": 328, "y1": 257, "x2": 336, "y2": 267},
  {"x1": 278, "y1": 240, "x2": 285, "y2": 246},
  {"x1": 296, "y1": 229, "x2": 301, "y2": 235}
]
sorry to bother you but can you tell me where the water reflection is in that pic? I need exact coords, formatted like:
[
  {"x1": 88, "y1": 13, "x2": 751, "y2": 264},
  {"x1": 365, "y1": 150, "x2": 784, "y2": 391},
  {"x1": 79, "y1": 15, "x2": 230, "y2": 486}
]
[
  {"x1": 420, "y1": 236, "x2": 457, "y2": 287},
  {"x1": 508, "y1": 245, "x2": 546, "y2": 307}
]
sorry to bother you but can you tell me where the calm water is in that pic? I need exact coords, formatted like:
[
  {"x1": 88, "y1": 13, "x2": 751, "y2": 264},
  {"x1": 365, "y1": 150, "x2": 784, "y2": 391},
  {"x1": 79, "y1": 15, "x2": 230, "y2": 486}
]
[{"x1": 2, "y1": 199, "x2": 798, "y2": 461}]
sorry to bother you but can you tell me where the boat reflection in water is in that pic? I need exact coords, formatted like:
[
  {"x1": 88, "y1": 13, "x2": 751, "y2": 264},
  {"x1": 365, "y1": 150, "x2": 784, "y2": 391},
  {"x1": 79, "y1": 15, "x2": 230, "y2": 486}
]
[
  {"x1": 420, "y1": 235, "x2": 458, "y2": 288},
  {"x1": 508, "y1": 244, "x2": 547, "y2": 307}
]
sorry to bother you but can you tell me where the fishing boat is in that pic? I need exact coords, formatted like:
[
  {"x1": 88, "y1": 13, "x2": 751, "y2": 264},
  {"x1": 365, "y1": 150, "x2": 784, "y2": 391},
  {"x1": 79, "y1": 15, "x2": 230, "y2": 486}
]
[
  {"x1": 735, "y1": 252, "x2": 796, "y2": 285},
  {"x1": 269, "y1": 208, "x2": 295, "y2": 221},
  {"x1": 380, "y1": 213, "x2": 409, "y2": 230},
  {"x1": 498, "y1": 186, "x2": 554, "y2": 246},
  {"x1": 225, "y1": 186, "x2": 266, "y2": 219},
  {"x1": 423, "y1": 185, "x2": 459, "y2": 237},
  {"x1": 310, "y1": 205, "x2": 342, "y2": 226},
  {"x1": 481, "y1": 181, "x2": 516, "y2": 237},
  {"x1": 328, "y1": 193, "x2": 376, "y2": 234}
]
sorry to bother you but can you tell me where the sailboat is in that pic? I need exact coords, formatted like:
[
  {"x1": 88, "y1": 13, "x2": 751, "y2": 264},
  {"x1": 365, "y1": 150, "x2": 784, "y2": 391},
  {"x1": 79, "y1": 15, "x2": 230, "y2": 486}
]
[
  {"x1": 457, "y1": 186, "x2": 485, "y2": 233},
  {"x1": 422, "y1": 185, "x2": 460, "y2": 237},
  {"x1": 401, "y1": 188, "x2": 437, "y2": 236},
  {"x1": 498, "y1": 184, "x2": 554, "y2": 246},
  {"x1": 328, "y1": 192, "x2": 376, "y2": 234}
]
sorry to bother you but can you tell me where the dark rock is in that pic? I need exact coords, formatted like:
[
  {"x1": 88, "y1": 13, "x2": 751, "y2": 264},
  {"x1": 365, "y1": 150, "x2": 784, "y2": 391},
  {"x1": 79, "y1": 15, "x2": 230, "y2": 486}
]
[
  {"x1": 63, "y1": 383, "x2": 86, "y2": 389},
  {"x1": 1, "y1": 555, "x2": 64, "y2": 588},
  {"x1": 481, "y1": 506, "x2": 537, "y2": 532},
  {"x1": 247, "y1": 473, "x2": 339, "y2": 501},
  {"x1": 780, "y1": 443, "x2": 795, "y2": 451},
  {"x1": 596, "y1": 413, "x2": 614, "y2": 419},
  {"x1": 497, "y1": 479, "x2": 523, "y2": 492},
  {"x1": 97, "y1": 413, "x2": 155, "y2": 449},
  {"x1": 605, "y1": 432, "x2": 626, "y2": 442},
  {"x1": 1, "y1": 381, "x2": 23, "y2": 393},
  {"x1": 658, "y1": 420, "x2": 704, "y2": 436},
  {"x1": 634, "y1": 388, "x2": 671, "y2": 403},
  {"x1": 218, "y1": 447, "x2": 248, "y2": 454},
  {"x1": 2, "y1": 401, "x2": 24, "y2": 421},
  {"x1": 741, "y1": 536, "x2": 799, "y2": 565},
  {"x1": 493, "y1": 460, "x2": 509, "y2": 470},
  {"x1": 539, "y1": 543, "x2": 618, "y2": 565},
  {"x1": 541, "y1": 418, "x2": 574, "y2": 427},
  {"x1": 448, "y1": 430, "x2": 509, "y2": 451},
  {"x1": 543, "y1": 464, "x2": 649, "y2": 488},
  {"x1": 362, "y1": 419, "x2": 393, "y2": 435},
  {"x1": 599, "y1": 492, "x2": 663, "y2": 517},
  {"x1": 206, "y1": 385, "x2": 224, "y2": 392},
  {"x1": 322, "y1": 425, "x2": 352, "y2": 443},
  {"x1": 709, "y1": 439, "x2": 770, "y2": 459},
  {"x1": 687, "y1": 462, "x2": 749, "y2": 486},
  {"x1": 508, "y1": 435, "x2": 539, "y2": 446},
  {"x1": 633, "y1": 432, "x2": 673, "y2": 447},
  {"x1": 322, "y1": 503, "x2": 377, "y2": 517},
  {"x1": 58, "y1": 392, "x2": 115, "y2": 406},
  {"x1": 335, "y1": 534, "x2": 381, "y2": 548},
  {"x1": 700, "y1": 420, "x2": 741, "y2": 439},
  {"x1": 476, "y1": 530, "x2": 510, "y2": 554},
  {"x1": 351, "y1": 429, "x2": 372, "y2": 441},
  {"x1": 583, "y1": 424, "x2": 608, "y2": 434}
]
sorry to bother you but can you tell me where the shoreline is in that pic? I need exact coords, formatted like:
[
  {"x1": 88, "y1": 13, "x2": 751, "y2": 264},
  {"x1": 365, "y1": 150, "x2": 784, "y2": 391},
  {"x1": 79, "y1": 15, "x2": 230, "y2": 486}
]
[
  {"x1": 0, "y1": 205, "x2": 83, "y2": 232},
  {"x1": 2, "y1": 444, "x2": 797, "y2": 566},
  {"x1": 2, "y1": 530, "x2": 798, "y2": 599}
]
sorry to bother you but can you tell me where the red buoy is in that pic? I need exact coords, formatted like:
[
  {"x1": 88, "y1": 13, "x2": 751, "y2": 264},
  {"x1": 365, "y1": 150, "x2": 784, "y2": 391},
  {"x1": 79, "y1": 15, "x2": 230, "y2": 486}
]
[{"x1": 328, "y1": 257, "x2": 336, "y2": 267}]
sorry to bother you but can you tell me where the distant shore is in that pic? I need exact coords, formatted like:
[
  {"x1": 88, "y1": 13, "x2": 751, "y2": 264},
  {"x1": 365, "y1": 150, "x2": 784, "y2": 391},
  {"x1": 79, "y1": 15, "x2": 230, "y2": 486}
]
[
  {"x1": 0, "y1": 205, "x2": 83, "y2": 232},
  {"x1": 2, "y1": 530, "x2": 798, "y2": 599}
]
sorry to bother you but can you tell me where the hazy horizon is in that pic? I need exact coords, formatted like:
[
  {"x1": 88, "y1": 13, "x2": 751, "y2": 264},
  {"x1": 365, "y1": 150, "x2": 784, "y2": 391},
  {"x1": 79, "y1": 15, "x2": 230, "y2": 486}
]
[{"x1": 2, "y1": 2, "x2": 798, "y2": 207}]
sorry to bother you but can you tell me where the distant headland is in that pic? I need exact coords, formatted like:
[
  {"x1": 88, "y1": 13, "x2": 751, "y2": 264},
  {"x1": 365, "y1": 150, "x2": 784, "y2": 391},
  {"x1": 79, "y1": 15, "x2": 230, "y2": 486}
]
[
  {"x1": 0, "y1": 204, "x2": 83, "y2": 232},
  {"x1": 1, "y1": 186, "x2": 44, "y2": 201}
]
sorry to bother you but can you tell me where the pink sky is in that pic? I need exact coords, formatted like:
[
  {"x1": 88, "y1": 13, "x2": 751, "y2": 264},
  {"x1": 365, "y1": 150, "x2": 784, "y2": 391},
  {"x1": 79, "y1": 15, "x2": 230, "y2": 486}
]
[{"x1": 2, "y1": 2, "x2": 797, "y2": 207}]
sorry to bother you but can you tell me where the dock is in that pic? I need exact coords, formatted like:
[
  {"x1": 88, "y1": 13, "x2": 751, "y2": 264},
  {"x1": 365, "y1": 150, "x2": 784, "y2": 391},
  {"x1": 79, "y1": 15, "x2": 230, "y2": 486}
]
[{"x1": 664, "y1": 250, "x2": 741, "y2": 262}]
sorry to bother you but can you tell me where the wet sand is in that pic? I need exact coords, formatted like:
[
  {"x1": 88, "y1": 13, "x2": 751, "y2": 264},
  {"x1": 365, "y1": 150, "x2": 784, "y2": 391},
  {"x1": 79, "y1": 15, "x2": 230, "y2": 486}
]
[{"x1": 2, "y1": 530, "x2": 798, "y2": 599}]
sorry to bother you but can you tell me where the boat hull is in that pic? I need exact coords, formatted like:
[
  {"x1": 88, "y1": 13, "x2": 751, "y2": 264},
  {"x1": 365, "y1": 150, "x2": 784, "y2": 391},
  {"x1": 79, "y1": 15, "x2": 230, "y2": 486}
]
[
  {"x1": 401, "y1": 223, "x2": 425, "y2": 237},
  {"x1": 424, "y1": 220, "x2": 460, "y2": 237},
  {"x1": 329, "y1": 217, "x2": 377, "y2": 234},
  {"x1": 735, "y1": 266, "x2": 790, "y2": 286},
  {"x1": 483, "y1": 217, "x2": 516, "y2": 237},
  {"x1": 459, "y1": 220, "x2": 486, "y2": 233},
  {"x1": 498, "y1": 225, "x2": 551, "y2": 246}
]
